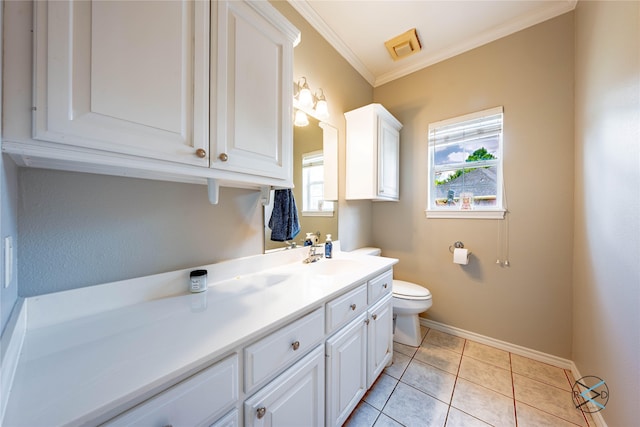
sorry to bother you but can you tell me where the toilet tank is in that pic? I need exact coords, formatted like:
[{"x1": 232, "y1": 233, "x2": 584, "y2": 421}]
[{"x1": 349, "y1": 247, "x2": 381, "y2": 256}]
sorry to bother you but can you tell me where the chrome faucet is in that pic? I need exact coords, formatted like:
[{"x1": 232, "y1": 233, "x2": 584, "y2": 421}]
[{"x1": 304, "y1": 243, "x2": 324, "y2": 263}]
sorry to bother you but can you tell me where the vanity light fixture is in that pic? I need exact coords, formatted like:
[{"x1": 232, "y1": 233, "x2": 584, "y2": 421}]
[
  {"x1": 295, "y1": 77, "x2": 314, "y2": 109},
  {"x1": 293, "y1": 77, "x2": 330, "y2": 126},
  {"x1": 294, "y1": 109, "x2": 309, "y2": 127},
  {"x1": 314, "y1": 88, "x2": 329, "y2": 119}
]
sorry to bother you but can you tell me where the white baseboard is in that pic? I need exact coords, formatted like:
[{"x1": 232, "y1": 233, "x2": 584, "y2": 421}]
[
  {"x1": 420, "y1": 318, "x2": 608, "y2": 427},
  {"x1": 420, "y1": 318, "x2": 573, "y2": 368}
]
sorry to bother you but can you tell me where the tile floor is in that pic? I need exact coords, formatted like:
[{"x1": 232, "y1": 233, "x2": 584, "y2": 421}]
[{"x1": 344, "y1": 327, "x2": 594, "y2": 427}]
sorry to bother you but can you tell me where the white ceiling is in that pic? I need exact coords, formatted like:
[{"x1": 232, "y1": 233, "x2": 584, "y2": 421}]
[{"x1": 288, "y1": 0, "x2": 577, "y2": 87}]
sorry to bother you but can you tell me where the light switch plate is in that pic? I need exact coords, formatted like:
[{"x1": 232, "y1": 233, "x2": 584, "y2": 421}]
[{"x1": 4, "y1": 236, "x2": 13, "y2": 288}]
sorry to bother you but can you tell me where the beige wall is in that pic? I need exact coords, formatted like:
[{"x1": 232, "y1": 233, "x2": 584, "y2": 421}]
[
  {"x1": 271, "y1": 1, "x2": 375, "y2": 251},
  {"x1": 373, "y1": 13, "x2": 575, "y2": 357},
  {"x1": 574, "y1": 1, "x2": 639, "y2": 425}
]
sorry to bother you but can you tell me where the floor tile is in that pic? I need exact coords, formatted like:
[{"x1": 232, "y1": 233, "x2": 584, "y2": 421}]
[
  {"x1": 513, "y1": 373, "x2": 587, "y2": 426},
  {"x1": 420, "y1": 325, "x2": 430, "y2": 340},
  {"x1": 383, "y1": 351, "x2": 411, "y2": 379},
  {"x1": 401, "y1": 359, "x2": 456, "y2": 403},
  {"x1": 344, "y1": 401, "x2": 380, "y2": 427},
  {"x1": 516, "y1": 401, "x2": 588, "y2": 427},
  {"x1": 393, "y1": 341, "x2": 419, "y2": 358},
  {"x1": 373, "y1": 413, "x2": 403, "y2": 427},
  {"x1": 511, "y1": 354, "x2": 572, "y2": 390},
  {"x1": 458, "y1": 356, "x2": 513, "y2": 397},
  {"x1": 383, "y1": 381, "x2": 449, "y2": 427},
  {"x1": 364, "y1": 373, "x2": 398, "y2": 410},
  {"x1": 445, "y1": 407, "x2": 491, "y2": 427},
  {"x1": 414, "y1": 342, "x2": 462, "y2": 375},
  {"x1": 424, "y1": 329, "x2": 465, "y2": 353},
  {"x1": 451, "y1": 378, "x2": 516, "y2": 427},
  {"x1": 463, "y1": 340, "x2": 511, "y2": 369}
]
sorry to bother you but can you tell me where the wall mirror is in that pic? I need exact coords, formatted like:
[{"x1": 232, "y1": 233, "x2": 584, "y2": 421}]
[{"x1": 264, "y1": 116, "x2": 338, "y2": 251}]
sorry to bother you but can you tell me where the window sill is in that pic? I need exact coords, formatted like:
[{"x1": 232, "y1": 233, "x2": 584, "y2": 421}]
[
  {"x1": 302, "y1": 211, "x2": 334, "y2": 217},
  {"x1": 425, "y1": 209, "x2": 505, "y2": 219}
]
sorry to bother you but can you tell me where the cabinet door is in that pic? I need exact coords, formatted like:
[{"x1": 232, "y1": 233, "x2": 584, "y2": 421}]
[
  {"x1": 377, "y1": 119, "x2": 400, "y2": 200},
  {"x1": 367, "y1": 294, "x2": 394, "y2": 388},
  {"x1": 213, "y1": 1, "x2": 297, "y2": 183},
  {"x1": 33, "y1": 1, "x2": 209, "y2": 166},
  {"x1": 105, "y1": 355, "x2": 239, "y2": 427},
  {"x1": 244, "y1": 345, "x2": 324, "y2": 427},
  {"x1": 325, "y1": 313, "x2": 368, "y2": 427}
]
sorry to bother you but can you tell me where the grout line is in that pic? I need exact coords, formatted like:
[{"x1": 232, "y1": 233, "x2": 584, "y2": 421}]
[{"x1": 510, "y1": 352, "x2": 519, "y2": 426}]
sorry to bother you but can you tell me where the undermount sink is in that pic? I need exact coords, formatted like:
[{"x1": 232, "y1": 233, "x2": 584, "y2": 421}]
[{"x1": 306, "y1": 259, "x2": 363, "y2": 276}]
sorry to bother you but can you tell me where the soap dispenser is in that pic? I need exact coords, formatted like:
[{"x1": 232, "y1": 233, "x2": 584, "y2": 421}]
[
  {"x1": 304, "y1": 232, "x2": 314, "y2": 246},
  {"x1": 325, "y1": 234, "x2": 333, "y2": 258}
]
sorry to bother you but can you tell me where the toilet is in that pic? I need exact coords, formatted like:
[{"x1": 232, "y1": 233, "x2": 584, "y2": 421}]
[{"x1": 350, "y1": 248, "x2": 432, "y2": 347}]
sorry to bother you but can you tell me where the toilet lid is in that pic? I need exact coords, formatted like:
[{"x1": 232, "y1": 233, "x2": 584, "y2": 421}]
[{"x1": 393, "y1": 280, "x2": 432, "y2": 300}]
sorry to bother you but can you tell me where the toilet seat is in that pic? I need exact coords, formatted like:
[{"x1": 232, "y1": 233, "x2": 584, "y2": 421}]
[{"x1": 393, "y1": 280, "x2": 432, "y2": 301}]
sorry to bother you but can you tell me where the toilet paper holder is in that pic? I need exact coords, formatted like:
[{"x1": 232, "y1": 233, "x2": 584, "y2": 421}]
[{"x1": 449, "y1": 241, "x2": 465, "y2": 253}]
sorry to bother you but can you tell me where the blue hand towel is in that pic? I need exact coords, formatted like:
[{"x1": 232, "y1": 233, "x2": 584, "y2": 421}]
[{"x1": 268, "y1": 189, "x2": 301, "y2": 242}]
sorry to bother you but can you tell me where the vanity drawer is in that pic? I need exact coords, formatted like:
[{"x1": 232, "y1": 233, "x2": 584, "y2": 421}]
[
  {"x1": 244, "y1": 307, "x2": 324, "y2": 392},
  {"x1": 368, "y1": 269, "x2": 393, "y2": 304},
  {"x1": 104, "y1": 354, "x2": 238, "y2": 426},
  {"x1": 326, "y1": 283, "x2": 367, "y2": 333}
]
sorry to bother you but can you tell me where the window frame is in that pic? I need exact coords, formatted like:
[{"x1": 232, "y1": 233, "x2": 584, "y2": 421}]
[
  {"x1": 426, "y1": 106, "x2": 506, "y2": 219},
  {"x1": 301, "y1": 150, "x2": 335, "y2": 217}
]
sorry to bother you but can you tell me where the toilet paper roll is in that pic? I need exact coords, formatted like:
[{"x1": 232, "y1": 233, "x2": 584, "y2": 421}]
[{"x1": 453, "y1": 248, "x2": 469, "y2": 265}]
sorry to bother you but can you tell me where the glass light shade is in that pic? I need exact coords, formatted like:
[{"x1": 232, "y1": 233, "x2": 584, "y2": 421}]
[
  {"x1": 298, "y1": 88, "x2": 314, "y2": 109},
  {"x1": 294, "y1": 110, "x2": 309, "y2": 127},
  {"x1": 314, "y1": 99, "x2": 329, "y2": 119}
]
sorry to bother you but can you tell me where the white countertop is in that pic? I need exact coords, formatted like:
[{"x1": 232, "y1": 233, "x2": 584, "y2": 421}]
[{"x1": 2, "y1": 248, "x2": 397, "y2": 426}]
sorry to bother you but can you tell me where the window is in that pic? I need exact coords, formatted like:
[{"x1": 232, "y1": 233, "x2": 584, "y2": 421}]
[
  {"x1": 302, "y1": 151, "x2": 334, "y2": 216},
  {"x1": 427, "y1": 106, "x2": 505, "y2": 219}
]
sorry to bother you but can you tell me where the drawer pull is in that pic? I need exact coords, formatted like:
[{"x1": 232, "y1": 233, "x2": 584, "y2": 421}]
[
  {"x1": 383, "y1": 283, "x2": 388, "y2": 289},
  {"x1": 350, "y1": 303, "x2": 357, "y2": 311},
  {"x1": 292, "y1": 341, "x2": 300, "y2": 351},
  {"x1": 372, "y1": 314, "x2": 378, "y2": 320},
  {"x1": 257, "y1": 407, "x2": 266, "y2": 419}
]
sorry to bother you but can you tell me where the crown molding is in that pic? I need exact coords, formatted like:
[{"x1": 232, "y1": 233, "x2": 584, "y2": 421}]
[
  {"x1": 287, "y1": 0, "x2": 376, "y2": 86},
  {"x1": 289, "y1": 0, "x2": 577, "y2": 88}
]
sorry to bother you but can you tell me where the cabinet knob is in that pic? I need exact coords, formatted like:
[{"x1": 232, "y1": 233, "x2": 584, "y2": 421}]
[
  {"x1": 195, "y1": 148, "x2": 207, "y2": 158},
  {"x1": 218, "y1": 153, "x2": 229, "y2": 162},
  {"x1": 350, "y1": 304, "x2": 357, "y2": 311},
  {"x1": 364, "y1": 319, "x2": 370, "y2": 325},
  {"x1": 372, "y1": 314, "x2": 378, "y2": 320},
  {"x1": 292, "y1": 341, "x2": 300, "y2": 351},
  {"x1": 257, "y1": 407, "x2": 266, "y2": 419},
  {"x1": 383, "y1": 283, "x2": 388, "y2": 289}
]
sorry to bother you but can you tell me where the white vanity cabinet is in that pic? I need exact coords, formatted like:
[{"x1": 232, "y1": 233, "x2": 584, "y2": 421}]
[
  {"x1": 212, "y1": 0, "x2": 298, "y2": 184},
  {"x1": 325, "y1": 270, "x2": 394, "y2": 427},
  {"x1": 345, "y1": 104, "x2": 403, "y2": 201},
  {"x1": 325, "y1": 313, "x2": 368, "y2": 426},
  {"x1": 32, "y1": 0, "x2": 210, "y2": 167},
  {"x1": 366, "y1": 293, "x2": 394, "y2": 388},
  {"x1": 103, "y1": 354, "x2": 239, "y2": 427},
  {"x1": 244, "y1": 345, "x2": 325, "y2": 427}
]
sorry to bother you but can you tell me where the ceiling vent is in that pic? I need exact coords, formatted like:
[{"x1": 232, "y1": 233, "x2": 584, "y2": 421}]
[{"x1": 384, "y1": 28, "x2": 421, "y2": 61}]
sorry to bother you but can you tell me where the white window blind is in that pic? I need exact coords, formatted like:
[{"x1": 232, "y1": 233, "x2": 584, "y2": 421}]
[{"x1": 427, "y1": 106, "x2": 505, "y2": 219}]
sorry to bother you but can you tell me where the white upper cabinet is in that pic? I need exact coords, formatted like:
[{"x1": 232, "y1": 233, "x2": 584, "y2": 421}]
[
  {"x1": 33, "y1": 0, "x2": 210, "y2": 166},
  {"x1": 345, "y1": 104, "x2": 403, "y2": 201},
  {"x1": 212, "y1": 0, "x2": 298, "y2": 184},
  {"x1": 4, "y1": 0, "x2": 299, "y2": 188}
]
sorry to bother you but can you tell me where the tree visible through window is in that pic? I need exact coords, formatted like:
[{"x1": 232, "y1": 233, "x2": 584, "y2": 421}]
[{"x1": 427, "y1": 107, "x2": 505, "y2": 218}]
